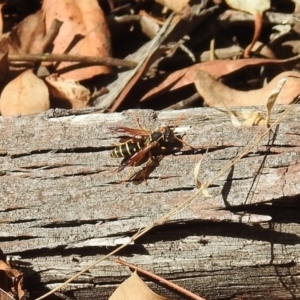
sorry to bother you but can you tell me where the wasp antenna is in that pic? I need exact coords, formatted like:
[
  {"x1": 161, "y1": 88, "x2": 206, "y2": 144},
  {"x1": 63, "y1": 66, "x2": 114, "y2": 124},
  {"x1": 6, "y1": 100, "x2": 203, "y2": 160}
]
[
  {"x1": 174, "y1": 113, "x2": 185, "y2": 128},
  {"x1": 135, "y1": 117, "x2": 148, "y2": 131}
]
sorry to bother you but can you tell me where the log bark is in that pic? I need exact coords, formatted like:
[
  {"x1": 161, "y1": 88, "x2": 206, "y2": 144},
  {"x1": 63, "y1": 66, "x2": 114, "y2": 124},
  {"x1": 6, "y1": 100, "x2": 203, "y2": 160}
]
[{"x1": 1, "y1": 106, "x2": 300, "y2": 300}]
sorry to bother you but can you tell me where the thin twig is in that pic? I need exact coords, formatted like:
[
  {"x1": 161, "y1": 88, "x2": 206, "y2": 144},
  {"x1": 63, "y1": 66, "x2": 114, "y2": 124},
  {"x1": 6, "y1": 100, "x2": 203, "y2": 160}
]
[
  {"x1": 40, "y1": 19, "x2": 63, "y2": 53},
  {"x1": 164, "y1": 92, "x2": 200, "y2": 110},
  {"x1": 8, "y1": 53, "x2": 137, "y2": 69}
]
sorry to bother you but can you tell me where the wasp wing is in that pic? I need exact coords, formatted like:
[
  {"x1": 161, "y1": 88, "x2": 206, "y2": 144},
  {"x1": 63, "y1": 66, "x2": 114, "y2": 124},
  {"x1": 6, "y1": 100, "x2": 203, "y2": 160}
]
[
  {"x1": 108, "y1": 126, "x2": 151, "y2": 138},
  {"x1": 117, "y1": 142, "x2": 158, "y2": 172}
]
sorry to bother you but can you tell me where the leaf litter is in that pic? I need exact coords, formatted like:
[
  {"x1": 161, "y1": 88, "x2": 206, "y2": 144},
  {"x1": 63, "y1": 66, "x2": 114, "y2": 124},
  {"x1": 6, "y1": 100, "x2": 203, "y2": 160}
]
[
  {"x1": 0, "y1": 253, "x2": 24, "y2": 300},
  {"x1": 0, "y1": 1, "x2": 298, "y2": 114},
  {"x1": 2, "y1": 0, "x2": 300, "y2": 299}
]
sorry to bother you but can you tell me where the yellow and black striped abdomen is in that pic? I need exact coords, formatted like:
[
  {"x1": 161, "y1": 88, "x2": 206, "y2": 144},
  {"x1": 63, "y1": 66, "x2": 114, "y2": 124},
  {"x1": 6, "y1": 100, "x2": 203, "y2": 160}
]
[{"x1": 111, "y1": 141, "x2": 144, "y2": 158}]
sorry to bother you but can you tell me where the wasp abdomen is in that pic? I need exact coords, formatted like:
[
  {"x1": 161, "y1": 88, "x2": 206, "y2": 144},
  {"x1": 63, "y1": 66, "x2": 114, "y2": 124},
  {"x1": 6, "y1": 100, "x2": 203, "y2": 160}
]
[{"x1": 111, "y1": 141, "x2": 143, "y2": 158}]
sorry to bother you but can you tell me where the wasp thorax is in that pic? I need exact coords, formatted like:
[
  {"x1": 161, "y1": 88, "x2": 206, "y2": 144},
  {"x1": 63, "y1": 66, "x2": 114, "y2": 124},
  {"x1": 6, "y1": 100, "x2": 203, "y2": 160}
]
[{"x1": 150, "y1": 131, "x2": 164, "y2": 142}]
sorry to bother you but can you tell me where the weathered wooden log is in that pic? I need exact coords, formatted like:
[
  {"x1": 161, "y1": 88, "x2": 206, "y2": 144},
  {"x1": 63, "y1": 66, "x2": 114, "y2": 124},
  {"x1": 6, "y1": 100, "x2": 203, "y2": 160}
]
[{"x1": 1, "y1": 106, "x2": 300, "y2": 299}]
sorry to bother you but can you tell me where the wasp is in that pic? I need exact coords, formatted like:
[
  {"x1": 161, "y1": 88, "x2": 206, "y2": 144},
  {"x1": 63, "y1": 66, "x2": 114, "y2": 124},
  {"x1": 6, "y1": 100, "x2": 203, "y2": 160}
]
[{"x1": 109, "y1": 115, "x2": 194, "y2": 177}]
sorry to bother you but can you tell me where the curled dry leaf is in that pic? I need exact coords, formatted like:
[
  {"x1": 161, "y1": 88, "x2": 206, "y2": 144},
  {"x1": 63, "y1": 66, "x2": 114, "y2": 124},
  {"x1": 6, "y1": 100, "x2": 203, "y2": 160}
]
[
  {"x1": 222, "y1": 110, "x2": 265, "y2": 127},
  {"x1": 219, "y1": 77, "x2": 288, "y2": 126},
  {"x1": 194, "y1": 70, "x2": 300, "y2": 107},
  {"x1": 0, "y1": 69, "x2": 50, "y2": 116},
  {"x1": 194, "y1": 154, "x2": 212, "y2": 197},
  {"x1": 45, "y1": 73, "x2": 90, "y2": 109},
  {"x1": 225, "y1": 0, "x2": 271, "y2": 57},
  {"x1": 109, "y1": 271, "x2": 169, "y2": 300},
  {"x1": 42, "y1": 0, "x2": 112, "y2": 80},
  {"x1": 265, "y1": 77, "x2": 287, "y2": 125},
  {"x1": 140, "y1": 57, "x2": 293, "y2": 102}
]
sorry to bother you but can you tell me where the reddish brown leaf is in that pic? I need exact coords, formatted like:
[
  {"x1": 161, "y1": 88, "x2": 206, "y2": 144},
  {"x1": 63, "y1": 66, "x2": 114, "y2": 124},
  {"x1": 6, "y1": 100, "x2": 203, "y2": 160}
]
[
  {"x1": 140, "y1": 57, "x2": 300, "y2": 102},
  {"x1": 7, "y1": 9, "x2": 45, "y2": 55},
  {"x1": 0, "y1": 260, "x2": 24, "y2": 300},
  {"x1": 42, "y1": 0, "x2": 112, "y2": 80}
]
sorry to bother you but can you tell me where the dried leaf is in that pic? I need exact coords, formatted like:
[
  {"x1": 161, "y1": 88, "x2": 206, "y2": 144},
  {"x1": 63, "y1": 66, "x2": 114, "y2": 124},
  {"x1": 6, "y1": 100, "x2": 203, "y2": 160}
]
[
  {"x1": 140, "y1": 57, "x2": 295, "y2": 102},
  {"x1": 265, "y1": 77, "x2": 287, "y2": 126},
  {"x1": 109, "y1": 271, "x2": 169, "y2": 300},
  {"x1": 0, "y1": 69, "x2": 50, "y2": 116},
  {"x1": 45, "y1": 73, "x2": 90, "y2": 109},
  {"x1": 7, "y1": 9, "x2": 45, "y2": 55},
  {"x1": 225, "y1": 0, "x2": 270, "y2": 18},
  {"x1": 225, "y1": 108, "x2": 242, "y2": 127},
  {"x1": 242, "y1": 111, "x2": 265, "y2": 126},
  {"x1": 194, "y1": 152, "x2": 212, "y2": 197},
  {"x1": 0, "y1": 260, "x2": 24, "y2": 300},
  {"x1": 194, "y1": 157, "x2": 204, "y2": 189},
  {"x1": 155, "y1": 0, "x2": 190, "y2": 12},
  {"x1": 220, "y1": 109, "x2": 265, "y2": 126},
  {"x1": 225, "y1": 0, "x2": 271, "y2": 57},
  {"x1": 140, "y1": 15, "x2": 161, "y2": 38},
  {"x1": 42, "y1": 0, "x2": 112, "y2": 80},
  {"x1": 0, "y1": 3, "x2": 6, "y2": 37},
  {"x1": 0, "y1": 288, "x2": 14, "y2": 300},
  {"x1": 194, "y1": 70, "x2": 300, "y2": 107}
]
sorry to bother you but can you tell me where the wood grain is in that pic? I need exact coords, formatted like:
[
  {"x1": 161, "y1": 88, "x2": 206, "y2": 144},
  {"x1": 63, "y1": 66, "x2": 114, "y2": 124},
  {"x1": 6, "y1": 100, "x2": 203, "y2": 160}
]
[{"x1": 1, "y1": 107, "x2": 300, "y2": 299}]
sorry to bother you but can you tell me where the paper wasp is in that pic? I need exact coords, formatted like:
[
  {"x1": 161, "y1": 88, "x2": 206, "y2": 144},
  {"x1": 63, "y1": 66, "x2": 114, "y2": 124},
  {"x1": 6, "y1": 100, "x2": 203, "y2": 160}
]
[{"x1": 109, "y1": 115, "x2": 194, "y2": 180}]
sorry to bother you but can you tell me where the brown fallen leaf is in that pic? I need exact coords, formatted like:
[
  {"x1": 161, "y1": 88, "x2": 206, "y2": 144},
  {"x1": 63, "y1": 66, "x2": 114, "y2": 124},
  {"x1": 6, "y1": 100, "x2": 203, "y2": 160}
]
[
  {"x1": 42, "y1": 0, "x2": 112, "y2": 80},
  {"x1": 0, "y1": 69, "x2": 50, "y2": 116},
  {"x1": 140, "y1": 56, "x2": 300, "y2": 102},
  {"x1": 0, "y1": 3, "x2": 6, "y2": 37},
  {"x1": 45, "y1": 73, "x2": 90, "y2": 109},
  {"x1": 0, "y1": 289, "x2": 14, "y2": 300},
  {"x1": 225, "y1": 0, "x2": 271, "y2": 57},
  {"x1": 219, "y1": 77, "x2": 287, "y2": 126},
  {"x1": 155, "y1": 0, "x2": 190, "y2": 12},
  {"x1": 6, "y1": 9, "x2": 45, "y2": 55},
  {"x1": 109, "y1": 270, "x2": 169, "y2": 300},
  {"x1": 194, "y1": 70, "x2": 300, "y2": 107},
  {"x1": 0, "y1": 259, "x2": 24, "y2": 300},
  {"x1": 0, "y1": 9, "x2": 46, "y2": 73}
]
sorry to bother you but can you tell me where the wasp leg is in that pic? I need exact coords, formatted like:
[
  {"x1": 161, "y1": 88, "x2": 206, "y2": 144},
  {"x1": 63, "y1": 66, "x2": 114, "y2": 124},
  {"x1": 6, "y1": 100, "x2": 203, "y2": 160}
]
[
  {"x1": 120, "y1": 165, "x2": 136, "y2": 185},
  {"x1": 175, "y1": 136, "x2": 198, "y2": 150},
  {"x1": 141, "y1": 152, "x2": 161, "y2": 184}
]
